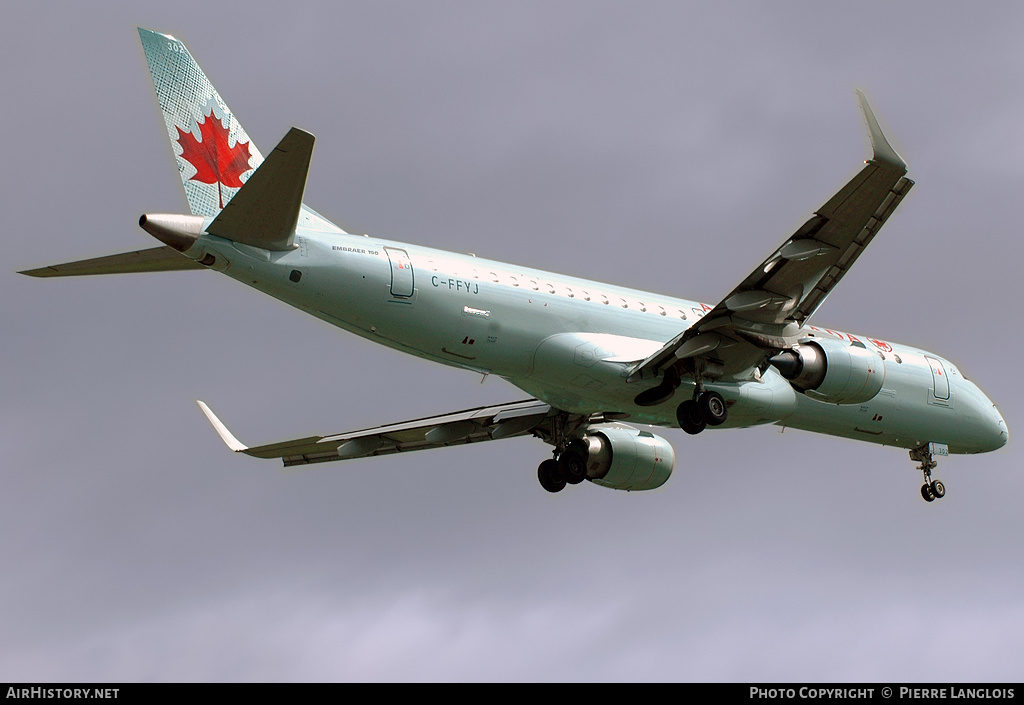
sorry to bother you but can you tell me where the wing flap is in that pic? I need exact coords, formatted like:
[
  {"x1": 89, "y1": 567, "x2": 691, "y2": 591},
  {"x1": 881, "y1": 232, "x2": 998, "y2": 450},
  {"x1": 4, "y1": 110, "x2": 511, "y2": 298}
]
[
  {"x1": 713, "y1": 164, "x2": 912, "y2": 328},
  {"x1": 199, "y1": 398, "x2": 553, "y2": 468},
  {"x1": 793, "y1": 173, "x2": 913, "y2": 322}
]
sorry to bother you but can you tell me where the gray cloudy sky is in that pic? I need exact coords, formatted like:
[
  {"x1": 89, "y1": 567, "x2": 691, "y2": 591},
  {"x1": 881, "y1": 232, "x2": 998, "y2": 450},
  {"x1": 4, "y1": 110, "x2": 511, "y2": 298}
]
[{"x1": 3, "y1": 0, "x2": 1023, "y2": 682}]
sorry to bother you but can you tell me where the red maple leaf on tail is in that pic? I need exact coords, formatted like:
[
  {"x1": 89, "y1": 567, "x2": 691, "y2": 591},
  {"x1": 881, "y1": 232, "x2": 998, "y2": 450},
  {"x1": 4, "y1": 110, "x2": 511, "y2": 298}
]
[{"x1": 176, "y1": 110, "x2": 253, "y2": 209}]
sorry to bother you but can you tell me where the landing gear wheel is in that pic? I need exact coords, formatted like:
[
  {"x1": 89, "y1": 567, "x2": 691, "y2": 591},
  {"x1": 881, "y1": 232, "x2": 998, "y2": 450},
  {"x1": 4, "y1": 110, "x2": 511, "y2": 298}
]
[
  {"x1": 538, "y1": 459, "x2": 565, "y2": 493},
  {"x1": 558, "y1": 450, "x2": 588, "y2": 485},
  {"x1": 911, "y1": 445, "x2": 945, "y2": 503},
  {"x1": 698, "y1": 391, "x2": 728, "y2": 426},
  {"x1": 677, "y1": 400, "x2": 706, "y2": 435}
]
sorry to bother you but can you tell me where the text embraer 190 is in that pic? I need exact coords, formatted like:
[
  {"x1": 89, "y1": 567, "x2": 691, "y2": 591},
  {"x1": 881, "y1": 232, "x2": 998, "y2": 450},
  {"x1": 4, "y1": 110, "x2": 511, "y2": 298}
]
[{"x1": 20, "y1": 29, "x2": 1008, "y2": 502}]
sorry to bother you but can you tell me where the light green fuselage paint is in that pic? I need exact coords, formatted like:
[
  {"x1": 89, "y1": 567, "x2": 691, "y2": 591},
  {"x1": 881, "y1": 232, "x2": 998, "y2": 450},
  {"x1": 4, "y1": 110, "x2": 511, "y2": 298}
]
[{"x1": 189, "y1": 227, "x2": 1007, "y2": 457}]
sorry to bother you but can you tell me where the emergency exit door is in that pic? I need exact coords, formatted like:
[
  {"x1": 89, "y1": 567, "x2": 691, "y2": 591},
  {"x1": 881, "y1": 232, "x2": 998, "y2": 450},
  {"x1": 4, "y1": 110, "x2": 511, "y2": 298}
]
[{"x1": 385, "y1": 247, "x2": 414, "y2": 298}]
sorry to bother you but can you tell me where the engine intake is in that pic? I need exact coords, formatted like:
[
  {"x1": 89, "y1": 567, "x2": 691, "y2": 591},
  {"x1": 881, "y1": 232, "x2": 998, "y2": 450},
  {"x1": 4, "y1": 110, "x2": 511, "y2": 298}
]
[
  {"x1": 770, "y1": 338, "x2": 885, "y2": 405},
  {"x1": 579, "y1": 425, "x2": 675, "y2": 491}
]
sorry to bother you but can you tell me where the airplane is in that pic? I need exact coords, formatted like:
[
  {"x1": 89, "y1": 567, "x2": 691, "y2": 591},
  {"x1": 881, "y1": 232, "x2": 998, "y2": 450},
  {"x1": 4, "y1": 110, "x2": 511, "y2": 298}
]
[{"x1": 19, "y1": 28, "x2": 1008, "y2": 502}]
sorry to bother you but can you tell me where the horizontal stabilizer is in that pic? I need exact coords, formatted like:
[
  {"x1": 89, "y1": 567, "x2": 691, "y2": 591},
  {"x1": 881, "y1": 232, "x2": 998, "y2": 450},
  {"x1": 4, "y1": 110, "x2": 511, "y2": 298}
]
[
  {"x1": 19, "y1": 246, "x2": 204, "y2": 277},
  {"x1": 207, "y1": 128, "x2": 314, "y2": 251}
]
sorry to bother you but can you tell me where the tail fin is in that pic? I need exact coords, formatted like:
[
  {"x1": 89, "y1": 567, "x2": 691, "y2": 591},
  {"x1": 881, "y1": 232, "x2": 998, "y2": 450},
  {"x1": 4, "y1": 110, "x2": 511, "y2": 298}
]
[
  {"x1": 138, "y1": 28, "x2": 263, "y2": 217},
  {"x1": 138, "y1": 28, "x2": 342, "y2": 234}
]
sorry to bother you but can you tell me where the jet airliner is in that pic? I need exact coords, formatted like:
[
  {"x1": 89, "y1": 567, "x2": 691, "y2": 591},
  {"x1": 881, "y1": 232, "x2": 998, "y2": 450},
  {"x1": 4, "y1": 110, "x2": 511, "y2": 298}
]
[{"x1": 20, "y1": 29, "x2": 1008, "y2": 501}]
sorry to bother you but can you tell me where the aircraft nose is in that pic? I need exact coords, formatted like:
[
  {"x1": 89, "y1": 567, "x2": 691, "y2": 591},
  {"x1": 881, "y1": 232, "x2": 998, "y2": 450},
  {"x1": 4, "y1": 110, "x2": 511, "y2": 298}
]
[
  {"x1": 960, "y1": 382, "x2": 1007, "y2": 453},
  {"x1": 988, "y1": 404, "x2": 1009, "y2": 451},
  {"x1": 972, "y1": 393, "x2": 1008, "y2": 453}
]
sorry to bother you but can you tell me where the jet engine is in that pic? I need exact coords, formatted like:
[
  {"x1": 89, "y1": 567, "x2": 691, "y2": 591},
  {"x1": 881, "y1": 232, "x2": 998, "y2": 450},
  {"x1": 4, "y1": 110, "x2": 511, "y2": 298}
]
[
  {"x1": 576, "y1": 425, "x2": 675, "y2": 491},
  {"x1": 770, "y1": 338, "x2": 885, "y2": 405}
]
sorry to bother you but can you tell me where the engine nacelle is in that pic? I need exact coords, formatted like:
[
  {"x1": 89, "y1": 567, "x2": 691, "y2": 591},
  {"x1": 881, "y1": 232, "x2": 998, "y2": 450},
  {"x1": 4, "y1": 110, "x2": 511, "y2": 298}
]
[
  {"x1": 578, "y1": 425, "x2": 675, "y2": 491},
  {"x1": 771, "y1": 338, "x2": 885, "y2": 405}
]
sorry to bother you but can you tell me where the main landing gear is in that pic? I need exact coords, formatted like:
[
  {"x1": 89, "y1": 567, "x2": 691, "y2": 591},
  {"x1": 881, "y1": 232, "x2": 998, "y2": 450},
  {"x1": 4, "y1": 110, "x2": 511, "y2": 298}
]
[
  {"x1": 537, "y1": 440, "x2": 589, "y2": 493},
  {"x1": 910, "y1": 445, "x2": 947, "y2": 503},
  {"x1": 676, "y1": 391, "x2": 728, "y2": 435}
]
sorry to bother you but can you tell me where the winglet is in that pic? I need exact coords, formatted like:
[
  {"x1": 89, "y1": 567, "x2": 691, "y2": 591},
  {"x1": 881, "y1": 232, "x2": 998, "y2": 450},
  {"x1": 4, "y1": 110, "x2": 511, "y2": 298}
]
[
  {"x1": 855, "y1": 89, "x2": 906, "y2": 171},
  {"x1": 197, "y1": 401, "x2": 248, "y2": 452}
]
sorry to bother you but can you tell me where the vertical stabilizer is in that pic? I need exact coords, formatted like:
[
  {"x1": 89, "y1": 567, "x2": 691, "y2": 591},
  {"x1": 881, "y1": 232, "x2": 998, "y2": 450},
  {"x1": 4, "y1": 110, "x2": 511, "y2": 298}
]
[
  {"x1": 138, "y1": 28, "x2": 262, "y2": 217},
  {"x1": 138, "y1": 28, "x2": 344, "y2": 233}
]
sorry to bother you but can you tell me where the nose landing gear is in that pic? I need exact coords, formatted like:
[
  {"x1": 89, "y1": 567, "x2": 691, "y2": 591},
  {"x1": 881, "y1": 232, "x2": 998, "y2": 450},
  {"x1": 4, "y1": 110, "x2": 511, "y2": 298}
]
[
  {"x1": 911, "y1": 444, "x2": 947, "y2": 503},
  {"x1": 920, "y1": 480, "x2": 946, "y2": 502}
]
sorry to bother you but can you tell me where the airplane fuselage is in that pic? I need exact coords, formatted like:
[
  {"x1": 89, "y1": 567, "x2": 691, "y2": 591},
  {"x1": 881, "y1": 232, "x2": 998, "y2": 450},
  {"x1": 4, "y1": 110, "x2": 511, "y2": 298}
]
[{"x1": 186, "y1": 225, "x2": 1007, "y2": 457}]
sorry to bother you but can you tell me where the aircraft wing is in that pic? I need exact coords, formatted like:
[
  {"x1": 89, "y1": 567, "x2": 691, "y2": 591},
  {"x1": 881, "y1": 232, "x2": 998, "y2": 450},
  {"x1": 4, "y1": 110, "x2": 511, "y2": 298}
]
[
  {"x1": 198, "y1": 398, "x2": 569, "y2": 467},
  {"x1": 630, "y1": 91, "x2": 914, "y2": 384}
]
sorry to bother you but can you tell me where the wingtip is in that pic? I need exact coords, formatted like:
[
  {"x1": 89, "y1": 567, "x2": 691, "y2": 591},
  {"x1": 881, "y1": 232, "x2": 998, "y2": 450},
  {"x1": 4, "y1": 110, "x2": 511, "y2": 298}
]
[
  {"x1": 854, "y1": 89, "x2": 907, "y2": 172},
  {"x1": 196, "y1": 400, "x2": 248, "y2": 452}
]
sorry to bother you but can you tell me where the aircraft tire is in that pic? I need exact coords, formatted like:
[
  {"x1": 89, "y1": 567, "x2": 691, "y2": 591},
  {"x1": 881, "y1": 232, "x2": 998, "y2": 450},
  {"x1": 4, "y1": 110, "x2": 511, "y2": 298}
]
[
  {"x1": 677, "y1": 400, "x2": 706, "y2": 435},
  {"x1": 931, "y1": 480, "x2": 946, "y2": 499},
  {"x1": 538, "y1": 459, "x2": 566, "y2": 493},
  {"x1": 699, "y1": 391, "x2": 728, "y2": 426},
  {"x1": 559, "y1": 450, "x2": 588, "y2": 485},
  {"x1": 921, "y1": 483, "x2": 936, "y2": 502}
]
